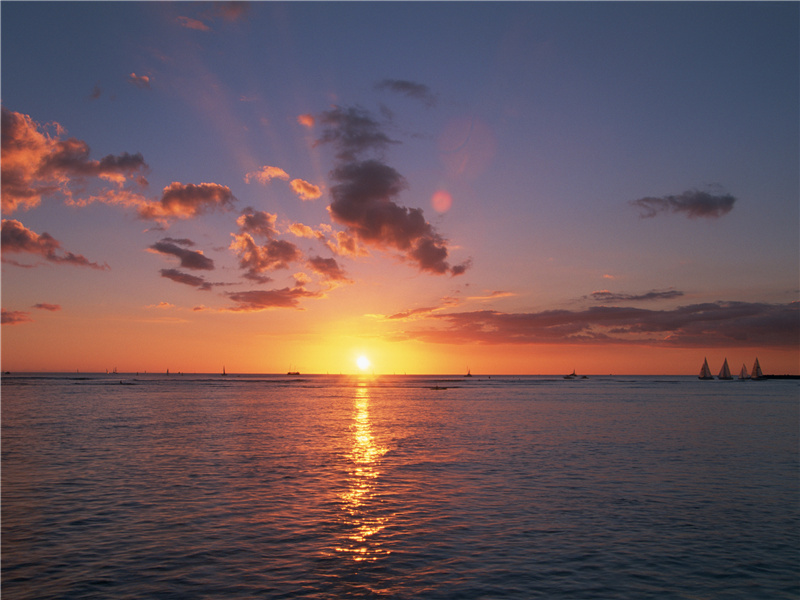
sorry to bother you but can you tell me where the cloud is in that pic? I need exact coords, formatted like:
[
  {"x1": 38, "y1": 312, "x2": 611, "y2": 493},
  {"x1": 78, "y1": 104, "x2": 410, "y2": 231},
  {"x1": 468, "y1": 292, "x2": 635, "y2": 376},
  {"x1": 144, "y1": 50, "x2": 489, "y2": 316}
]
[
  {"x1": 316, "y1": 106, "x2": 398, "y2": 162},
  {"x1": 177, "y1": 16, "x2": 211, "y2": 31},
  {"x1": 208, "y1": 1, "x2": 250, "y2": 21},
  {"x1": 1, "y1": 107, "x2": 148, "y2": 213},
  {"x1": 631, "y1": 189, "x2": 736, "y2": 219},
  {"x1": 2, "y1": 219, "x2": 109, "y2": 269},
  {"x1": 288, "y1": 222, "x2": 325, "y2": 240},
  {"x1": 237, "y1": 208, "x2": 279, "y2": 238},
  {"x1": 226, "y1": 287, "x2": 322, "y2": 311},
  {"x1": 375, "y1": 79, "x2": 437, "y2": 107},
  {"x1": 33, "y1": 303, "x2": 61, "y2": 311},
  {"x1": 306, "y1": 256, "x2": 351, "y2": 283},
  {"x1": 89, "y1": 84, "x2": 102, "y2": 100},
  {"x1": 290, "y1": 179, "x2": 322, "y2": 201},
  {"x1": 328, "y1": 160, "x2": 468, "y2": 275},
  {"x1": 244, "y1": 166, "x2": 290, "y2": 185},
  {"x1": 467, "y1": 290, "x2": 516, "y2": 301},
  {"x1": 149, "y1": 239, "x2": 214, "y2": 270},
  {"x1": 317, "y1": 105, "x2": 468, "y2": 276},
  {"x1": 590, "y1": 289, "x2": 684, "y2": 303},
  {"x1": 160, "y1": 268, "x2": 212, "y2": 291},
  {"x1": 137, "y1": 182, "x2": 235, "y2": 222},
  {"x1": 229, "y1": 233, "x2": 301, "y2": 283},
  {"x1": 128, "y1": 73, "x2": 151, "y2": 89},
  {"x1": 397, "y1": 301, "x2": 799, "y2": 348},
  {"x1": 1, "y1": 309, "x2": 33, "y2": 325},
  {"x1": 297, "y1": 114, "x2": 315, "y2": 128}
]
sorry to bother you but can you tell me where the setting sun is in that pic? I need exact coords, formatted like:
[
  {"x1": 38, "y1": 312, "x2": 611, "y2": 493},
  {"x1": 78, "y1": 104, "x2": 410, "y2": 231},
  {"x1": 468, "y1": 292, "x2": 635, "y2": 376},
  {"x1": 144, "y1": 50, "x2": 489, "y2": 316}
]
[{"x1": 357, "y1": 355, "x2": 371, "y2": 371}]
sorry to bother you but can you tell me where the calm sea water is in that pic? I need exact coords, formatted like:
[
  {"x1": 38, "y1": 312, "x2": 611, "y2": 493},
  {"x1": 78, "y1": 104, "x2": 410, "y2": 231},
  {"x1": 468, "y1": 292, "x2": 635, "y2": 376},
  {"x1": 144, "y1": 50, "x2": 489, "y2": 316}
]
[{"x1": 2, "y1": 373, "x2": 798, "y2": 599}]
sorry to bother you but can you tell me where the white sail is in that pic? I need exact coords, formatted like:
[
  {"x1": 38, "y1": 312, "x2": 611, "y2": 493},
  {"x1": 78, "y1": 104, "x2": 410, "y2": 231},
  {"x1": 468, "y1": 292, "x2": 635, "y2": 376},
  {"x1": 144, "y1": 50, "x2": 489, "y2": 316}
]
[
  {"x1": 718, "y1": 358, "x2": 732, "y2": 380},
  {"x1": 739, "y1": 364, "x2": 750, "y2": 380},
  {"x1": 751, "y1": 358, "x2": 763, "y2": 380},
  {"x1": 699, "y1": 358, "x2": 714, "y2": 380}
]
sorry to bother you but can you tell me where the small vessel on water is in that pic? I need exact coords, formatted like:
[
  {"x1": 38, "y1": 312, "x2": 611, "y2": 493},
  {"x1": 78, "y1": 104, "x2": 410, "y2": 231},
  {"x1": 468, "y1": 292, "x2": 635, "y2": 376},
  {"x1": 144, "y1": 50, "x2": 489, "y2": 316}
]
[
  {"x1": 739, "y1": 364, "x2": 750, "y2": 380},
  {"x1": 698, "y1": 358, "x2": 714, "y2": 380},
  {"x1": 464, "y1": 368, "x2": 472, "y2": 378},
  {"x1": 564, "y1": 369, "x2": 577, "y2": 380},
  {"x1": 718, "y1": 358, "x2": 733, "y2": 380},
  {"x1": 751, "y1": 358, "x2": 764, "y2": 380},
  {"x1": 221, "y1": 366, "x2": 227, "y2": 376}
]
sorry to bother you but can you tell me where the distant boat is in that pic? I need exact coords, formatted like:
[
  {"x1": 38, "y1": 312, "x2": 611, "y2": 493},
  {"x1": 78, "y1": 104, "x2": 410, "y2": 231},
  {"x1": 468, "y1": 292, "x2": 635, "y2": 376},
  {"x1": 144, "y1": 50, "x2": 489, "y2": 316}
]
[
  {"x1": 751, "y1": 358, "x2": 764, "y2": 380},
  {"x1": 287, "y1": 371, "x2": 300, "y2": 376},
  {"x1": 718, "y1": 358, "x2": 733, "y2": 380},
  {"x1": 564, "y1": 369, "x2": 577, "y2": 380},
  {"x1": 739, "y1": 364, "x2": 750, "y2": 380},
  {"x1": 465, "y1": 368, "x2": 472, "y2": 378},
  {"x1": 221, "y1": 366, "x2": 227, "y2": 376},
  {"x1": 698, "y1": 358, "x2": 714, "y2": 380}
]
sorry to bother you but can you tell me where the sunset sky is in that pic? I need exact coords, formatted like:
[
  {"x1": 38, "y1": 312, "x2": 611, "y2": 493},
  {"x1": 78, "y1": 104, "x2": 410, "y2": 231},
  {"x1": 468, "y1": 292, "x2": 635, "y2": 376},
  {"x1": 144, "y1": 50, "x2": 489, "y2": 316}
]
[{"x1": 2, "y1": 1, "x2": 798, "y2": 375}]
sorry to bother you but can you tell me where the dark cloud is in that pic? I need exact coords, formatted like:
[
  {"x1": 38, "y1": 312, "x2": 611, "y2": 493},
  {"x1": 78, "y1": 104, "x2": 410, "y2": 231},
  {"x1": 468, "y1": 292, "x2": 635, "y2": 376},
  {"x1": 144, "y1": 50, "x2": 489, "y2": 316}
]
[
  {"x1": 33, "y1": 303, "x2": 61, "y2": 311},
  {"x1": 2, "y1": 219, "x2": 109, "y2": 270},
  {"x1": 159, "y1": 268, "x2": 212, "y2": 291},
  {"x1": 138, "y1": 182, "x2": 235, "y2": 222},
  {"x1": 398, "y1": 301, "x2": 799, "y2": 348},
  {"x1": 375, "y1": 79, "x2": 437, "y2": 107},
  {"x1": 316, "y1": 106, "x2": 398, "y2": 162},
  {"x1": 306, "y1": 256, "x2": 351, "y2": 283},
  {"x1": 1, "y1": 107, "x2": 148, "y2": 213},
  {"x1": 2, "y1": 309, "x2": 33, "y2": 325},
  {"x1": 237, "y1": 209, "x2": 279, "y2": 239},
  {"x1": 177, "y1": 16, "x2": 211, "y2": 31},
  {"x1": 229, "y1": 233, "x2": 301, "y2": 283},
  {"x1": 226, "y1": 287, "x2": 322, "y2": 311},
  {"x1": 328, "y1": 160, "x2": 468, "y2": 275},
  {"x1": 590, "y1": 289, "x2": 684, "y2": 303},
  {"x1": 149, "y1": 239, "x2": 214, "y2": 270},
  {"x1": 631, "y1": 189, "x2": 736, "y2": 219}
]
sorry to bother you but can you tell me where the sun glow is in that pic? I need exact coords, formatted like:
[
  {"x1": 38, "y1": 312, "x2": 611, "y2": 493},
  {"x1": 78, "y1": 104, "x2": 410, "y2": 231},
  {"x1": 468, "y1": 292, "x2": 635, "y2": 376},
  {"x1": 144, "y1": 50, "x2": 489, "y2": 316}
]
[{"x1": 356, "y1": 355, "x2": 371, "y2": 371}]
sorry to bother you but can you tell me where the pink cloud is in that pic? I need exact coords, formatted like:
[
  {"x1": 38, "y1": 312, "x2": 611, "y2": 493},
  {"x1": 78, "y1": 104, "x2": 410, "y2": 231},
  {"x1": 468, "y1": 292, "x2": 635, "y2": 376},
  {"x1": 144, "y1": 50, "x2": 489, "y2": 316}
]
[
  {"x1": 306, "y1": 256, "x2": 351, "y2": 283},
  {"x1": 1, "y1": 107, "x2": 148, "y2": 214},
  {"x1": 297, "y1": 114, "x2": 315, "y2": 128},
  {"x1": 137, "y1": 182, "x2": 235, "y2": 222},
  {"x1": 33, "y1": 303, "x2": 61, "y2": 311},
  {"x1": 290, "y1": 178, "x2": 322, "y2": 201},
  {"x1": 128, "y1": 73, "x2": 151, "y2": 89},
  {"x1": 229, "y1": 233, "x2": 301, "y2": 283},
  {"x1": 176, "y1": 16, "x2": 211, "y2": 31},
  {"x1": 226, "y1": 286, "x2": 322, "y2": 311},
  {"x1": 1, "y1": 219, "x2": 109, "y2": 270},
  {"x1": 244, "y1": 166, "x2": 290, "y2": 185},
  {"x1": 237, "y1": 209, "x2": 279, "y2": 239}
]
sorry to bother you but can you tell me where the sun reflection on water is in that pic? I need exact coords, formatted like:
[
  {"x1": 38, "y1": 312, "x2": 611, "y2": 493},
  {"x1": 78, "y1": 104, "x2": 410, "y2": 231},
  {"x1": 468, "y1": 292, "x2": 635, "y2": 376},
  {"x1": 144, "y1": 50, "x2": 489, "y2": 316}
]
[{"x1": 335, "y1": 382, "x2": 390, "y2": 562}]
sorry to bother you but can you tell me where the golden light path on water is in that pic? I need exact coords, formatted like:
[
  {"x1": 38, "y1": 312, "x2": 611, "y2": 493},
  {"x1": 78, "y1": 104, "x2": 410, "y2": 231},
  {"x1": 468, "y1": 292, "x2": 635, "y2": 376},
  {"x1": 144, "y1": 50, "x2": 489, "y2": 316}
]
[{"x1": 335, "y1": 382, "x2": 390, "y2": 562}]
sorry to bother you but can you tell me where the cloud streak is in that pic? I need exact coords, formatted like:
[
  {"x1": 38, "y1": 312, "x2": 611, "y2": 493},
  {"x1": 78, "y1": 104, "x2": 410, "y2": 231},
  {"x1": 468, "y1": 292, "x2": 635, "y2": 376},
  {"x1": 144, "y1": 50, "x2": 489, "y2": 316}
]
[
  {"x1": 375, "y1": 79, "x2": 437, "y2": 107},
  {"x1": 226, "y1": 287, "x2": 322, "y2": 311},
  {"x1": 149, "y1": 239, "x2": 214, "y2": 270},
  {"x1": 2, "y1": 219, "x2": 109, "y2": 269},
  {"x1": 160, "y1": 268, "x2": 212, "y2": 291},
  {"x1": 2, "y1": 309, "x2": 33, "y2": 325},
  {"x1": 631, "y1": 189, "x2": 736, "y2": 219},
  {"x1": 397, "y1": 301, "x2": 799, "y2": 348},
  {"x1": 590, "y1": 289, "x2": 684, "y2": 303}
]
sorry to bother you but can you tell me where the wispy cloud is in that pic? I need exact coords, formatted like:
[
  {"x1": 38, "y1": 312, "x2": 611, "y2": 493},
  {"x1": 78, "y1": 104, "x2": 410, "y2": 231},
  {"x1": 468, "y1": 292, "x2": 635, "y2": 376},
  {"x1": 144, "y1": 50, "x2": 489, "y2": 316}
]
[
  {"x1": 128, "y1": 73, "x2": 151, "y2": 89},
  {"x1": 590, "y1": 289, "x2": 684, "y2": 303},
  {"x1": 2, "y1": 219, "x2": 109, "y2": 269},
  {"x1": 1, "y1": 108, "x2": 148, "y2": 213},
  {"x1": 397, "y1": 301, "x2": 799, "y2": 348},
  {"x1": 1, "y1": 309, "x2": 33, "y2": 325},
  {"x1": 225, "y1": 287, "x2": 322, "y2": 311},
  {"x1": 244, "y1": 166, "x2": 290, "y2": 185},
  {"x1": 176, "y1": 16, "x2": 211, "y2": 31},
  {"x1": 306, "y1": 256, "x2": 351, "y2": 283},
  {"x1": 33, "y1": 303, "x2": 61, "y2": 311},
  {"x1": 375, "y1": 79, "x2": 437, "y2": 107},
  {"x1": 159, "y1": 268, "x2": 212, "y2": 291},
  {"x1": 631, "y1": 188, "x2": 736, "y2": 219},
  {"x1": 317, "y1": 105, "x2": 469, "y2": 276},
  {"x1": 149, "y1": 239, "x2": 214, "y2": 270}
]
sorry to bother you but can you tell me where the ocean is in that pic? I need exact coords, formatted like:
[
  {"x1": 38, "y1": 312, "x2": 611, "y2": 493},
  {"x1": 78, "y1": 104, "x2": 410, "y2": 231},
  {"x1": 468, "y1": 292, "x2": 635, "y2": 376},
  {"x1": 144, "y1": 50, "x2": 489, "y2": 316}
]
[{"x1": 2, "y1": 373, "x2": 798, "y2": 599}]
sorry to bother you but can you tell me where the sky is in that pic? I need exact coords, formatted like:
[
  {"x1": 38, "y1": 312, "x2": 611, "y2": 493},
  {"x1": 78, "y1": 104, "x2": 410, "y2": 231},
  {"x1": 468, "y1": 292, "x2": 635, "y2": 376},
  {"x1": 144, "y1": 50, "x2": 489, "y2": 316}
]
[{"x1": 2, "y1": 1, "x2": 798, "y2": 375}]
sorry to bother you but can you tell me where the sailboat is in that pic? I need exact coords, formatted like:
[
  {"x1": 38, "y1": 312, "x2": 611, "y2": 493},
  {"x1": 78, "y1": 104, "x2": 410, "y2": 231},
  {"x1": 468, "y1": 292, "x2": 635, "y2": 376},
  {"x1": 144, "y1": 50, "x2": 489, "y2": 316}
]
[
  {"x1": 221, "y1": 366, "x2": 227, "y2": 376},
  {"x1": 718, "y1": 358, "x2": 733, "y2": 380},
  {"x1": 464, "y1": 367, "x2": 472, "y2": 377},
  {"x1": 698, "y1": 358, "x2": 714, "y2": 380},
  {"x1": 751, "y1": 358, "x2": 764, "y2": 380},
  {"x1": 564, "y1": 369, "x2": 577, "y2": 380},
  {"x1": 739, "y1": 364, "x2": 750, "y2": 380}
]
